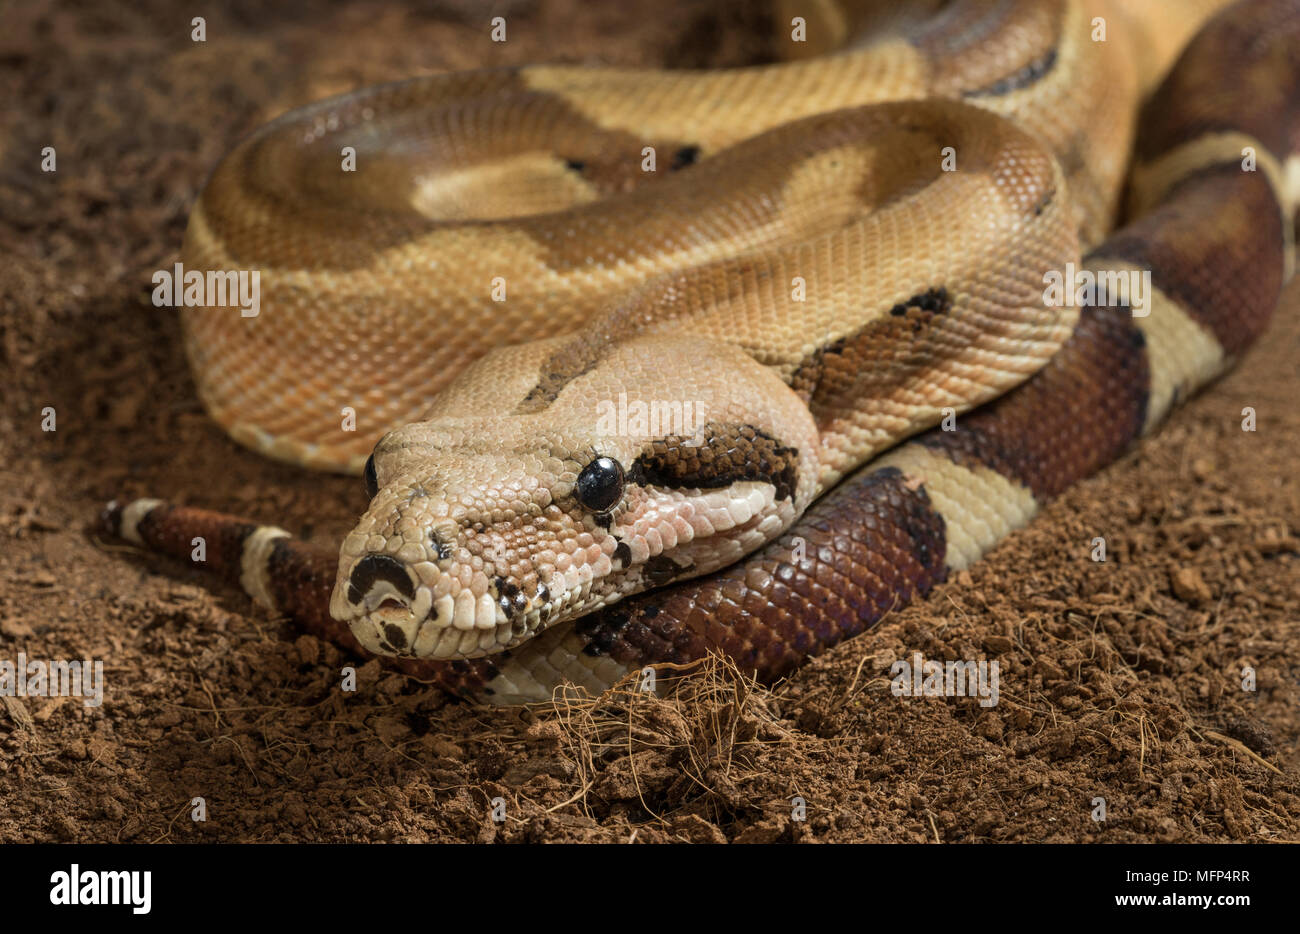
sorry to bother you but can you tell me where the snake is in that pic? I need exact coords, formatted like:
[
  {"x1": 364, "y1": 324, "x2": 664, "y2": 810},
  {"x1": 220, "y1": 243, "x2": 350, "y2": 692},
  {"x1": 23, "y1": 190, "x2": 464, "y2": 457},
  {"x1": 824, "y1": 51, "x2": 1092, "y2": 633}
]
[{"x1": 103, "y1": 0, "x2": 1300, "y2": 704}]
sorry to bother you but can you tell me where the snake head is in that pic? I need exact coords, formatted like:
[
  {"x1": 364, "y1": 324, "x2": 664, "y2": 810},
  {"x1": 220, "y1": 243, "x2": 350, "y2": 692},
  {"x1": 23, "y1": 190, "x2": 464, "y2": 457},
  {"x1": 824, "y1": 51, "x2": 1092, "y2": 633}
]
[{"x1": 329, "y1": 336, "x2": 819, "y2": 661}]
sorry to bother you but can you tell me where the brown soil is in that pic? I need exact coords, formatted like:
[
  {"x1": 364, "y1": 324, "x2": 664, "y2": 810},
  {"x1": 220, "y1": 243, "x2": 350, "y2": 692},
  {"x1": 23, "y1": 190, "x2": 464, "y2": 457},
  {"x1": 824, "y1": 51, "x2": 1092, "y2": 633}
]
[{"x1": 2, "y1": 0, "x2": 1297, "y2": 844}]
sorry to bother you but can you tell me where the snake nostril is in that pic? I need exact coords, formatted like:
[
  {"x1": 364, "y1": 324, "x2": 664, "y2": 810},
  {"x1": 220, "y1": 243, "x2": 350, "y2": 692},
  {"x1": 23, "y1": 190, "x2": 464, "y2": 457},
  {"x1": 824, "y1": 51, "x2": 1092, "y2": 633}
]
[
  {"x1": 349, "y1": 553, "x2": 416, "y2": 604},
  {"x1": 382, "y1": 623, "x2": 408, "y2": 650}
]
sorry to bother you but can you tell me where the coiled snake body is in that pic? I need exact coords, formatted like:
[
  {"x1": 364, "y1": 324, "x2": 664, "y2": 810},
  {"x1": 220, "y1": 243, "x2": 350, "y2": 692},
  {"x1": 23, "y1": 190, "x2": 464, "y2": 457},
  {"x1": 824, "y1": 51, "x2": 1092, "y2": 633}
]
[{"x1": 106, "y1": 0, "x2": 1300, "y2": 703}]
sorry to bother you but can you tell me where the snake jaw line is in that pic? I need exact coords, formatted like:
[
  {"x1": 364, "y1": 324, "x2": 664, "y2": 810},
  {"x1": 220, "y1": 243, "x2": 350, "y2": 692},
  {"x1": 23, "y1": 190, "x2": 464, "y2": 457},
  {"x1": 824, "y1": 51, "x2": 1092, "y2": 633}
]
[
  {"x1": 337, "y1": 561, "x2": 606, "y2": 661},
  {"x1": 332, "y1": 470, "x2": 807, "y2": 660}
]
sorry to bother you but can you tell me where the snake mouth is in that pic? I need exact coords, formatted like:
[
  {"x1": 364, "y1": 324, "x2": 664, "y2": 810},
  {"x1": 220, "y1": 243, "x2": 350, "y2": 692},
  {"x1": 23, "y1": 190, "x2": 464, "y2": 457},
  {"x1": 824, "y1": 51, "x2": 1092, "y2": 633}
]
[{"x1": 331, "y1": 561, "x2": 594, "y2": 661}]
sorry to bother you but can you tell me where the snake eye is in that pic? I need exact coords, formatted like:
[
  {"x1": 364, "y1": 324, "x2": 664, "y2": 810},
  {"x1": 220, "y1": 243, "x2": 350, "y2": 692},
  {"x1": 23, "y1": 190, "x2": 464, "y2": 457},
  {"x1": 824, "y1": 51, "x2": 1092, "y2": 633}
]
[
  {"x1": 574, "y1": 456, "x2": 625, "y2": 513},
  {"x1": 363, "y1": 454, "x2": 379, "y2": 499}
]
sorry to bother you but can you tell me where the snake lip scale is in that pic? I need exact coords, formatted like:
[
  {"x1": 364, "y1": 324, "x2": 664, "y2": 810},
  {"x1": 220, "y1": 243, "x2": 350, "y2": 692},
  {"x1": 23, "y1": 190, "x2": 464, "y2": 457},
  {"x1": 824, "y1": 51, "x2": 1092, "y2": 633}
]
[{"x1": 104, "y1": 0, "x2": 1300, "y2": 704}]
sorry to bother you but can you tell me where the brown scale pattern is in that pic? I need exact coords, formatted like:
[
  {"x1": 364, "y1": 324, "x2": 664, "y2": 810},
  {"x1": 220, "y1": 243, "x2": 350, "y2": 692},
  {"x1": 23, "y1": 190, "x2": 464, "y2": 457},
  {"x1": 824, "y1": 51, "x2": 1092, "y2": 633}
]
[
  {"x1": 916, "y1": 0, "x2": 1065, "y2": 99},
  {"x1": 917, "y1": 302, "x2": 1150, "y2": 501},
  {"x1": 103, "y1": 502, "x2": 254, "y2": 581},
  {"x1": 1134, "y1": 0, "x2": 1300, "y2": 163},
  {"x1": 574, "y1": 467, "x2": 948, "y2": 682},
  {"x1": 790, "y1": 287, "x2": 954, "y2": 421},
  {"x1": 627, "y1": 422, "x2": 801, "y2": 503},
  {"x1": 203, "y1": 69, "x2": 695, "y2": 270},
  {"x1": 181, "y1": 0, "x2": 1194, "y2": 473},
  {"x1": 1096, "y1": 166, "x2": 1286, "y2": 354}
]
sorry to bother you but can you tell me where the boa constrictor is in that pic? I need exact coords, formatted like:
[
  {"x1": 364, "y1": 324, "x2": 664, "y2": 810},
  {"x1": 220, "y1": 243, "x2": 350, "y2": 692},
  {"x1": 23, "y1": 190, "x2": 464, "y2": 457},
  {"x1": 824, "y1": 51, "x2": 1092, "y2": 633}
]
[{"x1": 105, "y1": 0, "x2": 1300, "y2": 703}]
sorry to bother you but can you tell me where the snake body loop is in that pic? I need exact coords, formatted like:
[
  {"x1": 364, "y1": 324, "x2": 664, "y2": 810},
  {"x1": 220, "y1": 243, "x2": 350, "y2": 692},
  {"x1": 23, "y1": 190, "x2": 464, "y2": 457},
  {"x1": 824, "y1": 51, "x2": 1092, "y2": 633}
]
[{"x1": 105, "y1": 0, "x2": 1300, "y2": 703}]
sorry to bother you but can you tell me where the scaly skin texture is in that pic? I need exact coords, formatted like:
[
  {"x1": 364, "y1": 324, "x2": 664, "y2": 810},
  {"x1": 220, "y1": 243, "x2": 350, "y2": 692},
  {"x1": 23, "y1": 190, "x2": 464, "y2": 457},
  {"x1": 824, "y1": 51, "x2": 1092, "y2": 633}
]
[
  {"x1": 104, "y1": 0, "x2": 1300, "y2": 703},
  {"x1": 182, "y1": 0, "x2": 1148, "y2": 476},
  {"x1": 176, "y1": 0, "x2": 1230, "y2": 663},
  {"x1": 330, "y1": 99, "x2": 1078, "y2": 660}
]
